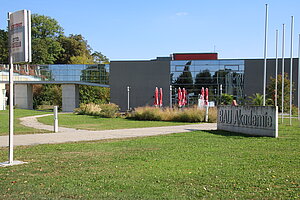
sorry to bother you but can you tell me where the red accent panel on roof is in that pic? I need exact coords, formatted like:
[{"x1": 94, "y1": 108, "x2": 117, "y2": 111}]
[{"x1": 173, "y1": 53, "x2": 218, "y2": 60}]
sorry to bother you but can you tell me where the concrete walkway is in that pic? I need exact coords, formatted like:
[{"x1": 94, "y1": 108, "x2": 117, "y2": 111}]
[{"x1": 0, "y1": 114, "x2": 217, "y2": 147}]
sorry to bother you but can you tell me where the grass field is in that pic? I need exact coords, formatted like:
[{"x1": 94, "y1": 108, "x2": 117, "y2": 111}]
[
  {"x1": 0, "y1": 109, "x2": 51, "y2": 136},
  {"x1": 0, "y1": 118, "x2": 299, "y2": 199},
  {"x1": 38, "y1": 113, "x2": 195, "y2": 130}
]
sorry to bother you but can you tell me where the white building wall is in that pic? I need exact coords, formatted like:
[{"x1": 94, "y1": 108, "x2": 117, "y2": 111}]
[{"x1": 0, "y1": 84, "x2": 7, "y2": 110}]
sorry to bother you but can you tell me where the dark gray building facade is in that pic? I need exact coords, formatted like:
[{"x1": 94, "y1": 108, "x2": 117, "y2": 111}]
[
  {"x1": 110, "y1": 58, "x2": 171, "y2": 111},
  {"x1": 110, "y1": 53, "x2": 299, "y2": 111}
]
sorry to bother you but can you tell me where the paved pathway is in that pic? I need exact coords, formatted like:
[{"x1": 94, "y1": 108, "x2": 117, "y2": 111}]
[{"x1": 0, "y1": 114, "x2": 217, "y2": 147}]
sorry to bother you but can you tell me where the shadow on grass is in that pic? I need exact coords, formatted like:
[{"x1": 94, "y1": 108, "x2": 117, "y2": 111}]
[{"x1": 186, "y1": 129, "x2": 260, "y2": 138}]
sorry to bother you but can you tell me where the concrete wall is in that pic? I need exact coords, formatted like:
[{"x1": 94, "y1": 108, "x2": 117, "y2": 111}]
[
  {"x1": 62, "y1": 84, "x2": 79, "y2": 112},
  {"x1": 15, "y1": 84, "x2": 33, "y2": 109},
  {"x1": 110, "y1": 59, "x2": 171, "y2": 111},
  {"x1": 244, "y1": 58, "x2": 299, "y2": 107}
]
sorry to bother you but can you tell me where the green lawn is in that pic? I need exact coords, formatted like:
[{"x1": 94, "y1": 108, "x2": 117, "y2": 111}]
[
  {"x1": 0, "y1": 109, "x2": 51, "y2": 136},
  {"x1": 0, "y1": 119, "x2": 299, "y2": 199},
  {"x1": 38, "y1": 113, "x2": 195, "y2": 130}
]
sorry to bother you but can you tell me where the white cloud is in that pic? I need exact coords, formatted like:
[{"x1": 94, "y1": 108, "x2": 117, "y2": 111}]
[{"x1": 175, "y1": 12, "x2": 189, "y2": 16}]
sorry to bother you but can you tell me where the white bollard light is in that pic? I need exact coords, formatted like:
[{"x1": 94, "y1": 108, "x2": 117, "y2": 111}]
[
  {"x1": 54, "y1": 106, "x2": 58, "y2": 133},
  {"x1": 205, "y1": 105, "x2": 209, "y2": 122}
]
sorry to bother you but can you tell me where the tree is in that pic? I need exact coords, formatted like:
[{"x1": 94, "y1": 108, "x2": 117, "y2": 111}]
[
  {"x1": 92, "y1": 51, "x2": 109, "y2": 64},
  {"x1": 79, "y1": 85, "x2": 110, "y2": 104},
  {"x1": 31, "y1": 14, "x2": 64, "y2": 39},
  {"x1": 267, "y1": 73, "x2": 294, "y2": 112},
  {"x1": 31, "y1": 14, "x2": 64, "y2": 64},
  {"x1": 0, "y1": 29, "x2": 8, "y2": 64},
  {"x1": 69, "y1": 54, "x2": 94, "y2": 64},
  {"x1": 33, "y1": 84, "x2": 62, "y2": 109},
  {"x1": 56, "y1": 34, "x2": 92, "y2": 64},
  {"x1": 32, "y1": 37, "x2": 63, "y2": 64}
]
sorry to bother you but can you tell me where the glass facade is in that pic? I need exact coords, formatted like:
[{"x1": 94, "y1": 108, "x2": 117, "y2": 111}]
[
  {"x1": 0, "y1": 64, "x2": 109, "y2": 85},
  {"x1": 170, "y1": 60, "x2": 245, "y2": 105}
]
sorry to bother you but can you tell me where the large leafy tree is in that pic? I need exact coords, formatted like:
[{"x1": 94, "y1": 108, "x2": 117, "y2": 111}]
[
  {"x1": 92, "y1": 51, "x2": 109, "y2": 63},
  {"x1": 0, "y1": 29, "x2": 8, "y2": 64},
  {"x1": 57, "y1": 34, "x2": 92, "y2": 64},
  {"x1": 31, "y1": 14, "x2": 64, "y2": 64},
  {"x1": 31, "y1": 14, "x2": 64, "y2": 38}
]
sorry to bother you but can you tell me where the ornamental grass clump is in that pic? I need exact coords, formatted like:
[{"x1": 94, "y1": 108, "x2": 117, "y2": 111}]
[
  {"x1": 159, "y1": 107, "x2": 178, "y2": 121},
  {"x1": 99, "y1": 103, "x2": 120, "y2": 118},
  {"x1": 173, "y1": 107, "x2": 205, "y2": 122},
  {"x1": 74, "y1": 103, "x2": 102, "y2": 116},
  {"x1": 74, "y1": 103, "x2": 120, "y2": 118},
  {"x1": 128, "y1": 106, "x2": 217, "y2": 123},
  {"x1": 208, "y1": 107, "x2": 217, "y2": 122},
  {"x1": 131, "y1": 106, "x2": 162, "y2": 121}
]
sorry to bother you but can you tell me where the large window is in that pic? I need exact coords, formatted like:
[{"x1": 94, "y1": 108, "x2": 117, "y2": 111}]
[
  {"x1": 170, "y1": 60, "x2": 245, "y2": 105},
  {"x1": 0, "y1": 64, "x2": 110, "y2": 85}
]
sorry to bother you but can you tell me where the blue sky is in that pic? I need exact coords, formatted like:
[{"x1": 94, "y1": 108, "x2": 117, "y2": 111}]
[{"x1": 1, "y1": 0, "x2": 300, "y2": 60}]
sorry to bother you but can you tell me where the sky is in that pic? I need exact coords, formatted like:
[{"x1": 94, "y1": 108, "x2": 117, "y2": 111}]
[{"x1": 1, "y1": 0, "x2": 300, "y2": 61}]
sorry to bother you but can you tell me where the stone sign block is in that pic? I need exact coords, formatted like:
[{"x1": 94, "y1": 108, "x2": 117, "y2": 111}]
[{"x1": 217, "y1": 106, "x2": 278, "y2": 137}]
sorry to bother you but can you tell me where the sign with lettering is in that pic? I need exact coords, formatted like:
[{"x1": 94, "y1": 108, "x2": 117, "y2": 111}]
[
  {"x1": 9, "y1": 10, "x2": 31, "y2": 63},
  {"x1": 217, "y1": 106, "x2": 278, "y2": 137}
]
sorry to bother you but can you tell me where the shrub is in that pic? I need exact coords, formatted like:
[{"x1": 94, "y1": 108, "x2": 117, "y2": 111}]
[
  {"x1": 74, "y1": 103, "x2": 120, "y2": 118},
  {"x1": 99, "y1": 103, "x2": 120, "y2": 118},
  {"x1": 33, "y1": 85, "x2": 62, "y2": 109},
  {"x1": 74, "y1": 103, "x2": 102, "y2": 116},
  {"x1": 220, "y1": 93, "x2": 233, "y2": 105},
  {"x1": 292, "y1": 105, "x2": 299, "y2": 115},
  {"x1": 79, "y1": 85, "x2": 110, "y2": 104}
]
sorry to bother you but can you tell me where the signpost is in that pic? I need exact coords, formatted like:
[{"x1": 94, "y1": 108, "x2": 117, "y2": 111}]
[{"x1": 0, "y1": 10, "x2": 31, "y2": 167}]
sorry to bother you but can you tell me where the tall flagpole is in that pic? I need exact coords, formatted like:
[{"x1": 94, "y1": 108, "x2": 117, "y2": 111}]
[
  {"x1": 289, "y1": 16, "x2": 294, "y2": 126},
  {"x1": 275, "y1": 30, "x2": 279, "y2": 107},
  {"x1": 298, "y1": 34, "x2": 300, "y2": 122},
  {"x1": 8, "y1": 13, "x2": 14, "y2": 164},
  {"x1": 281, "y1": 24, "x2": 285, "y2": 123},
  {"x1": 263, "y1": 4, "x2": 269, "y2": 106}
]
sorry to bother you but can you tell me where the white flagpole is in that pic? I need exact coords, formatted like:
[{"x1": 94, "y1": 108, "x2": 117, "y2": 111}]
[
  {"x1": 289, "y1": 16, "x2": 294, "y2": 126},
  {"x1": 281, "y1": 24, "x2": 285, "y2": 123},
  {"x1": 275, "y1": 30, "x2": 279, "y2": 107},
  {"x1": 8, "y1": 13, "x2": 14, "y2": 164},
  {"x1": 298, "y1": 34, "x2": 300, "y2": 123},
  {"x1": 263, "y1": 4, "x2": 269, "y2": 106}
]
